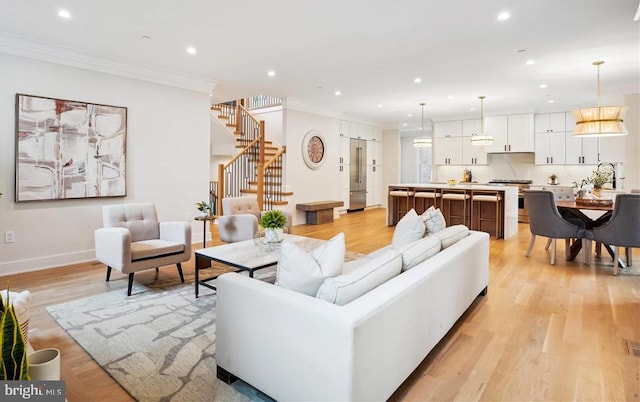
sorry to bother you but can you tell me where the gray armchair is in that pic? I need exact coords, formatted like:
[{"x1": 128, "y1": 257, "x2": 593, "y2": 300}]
[
  {"x1": 592, "y1": 194, "x2": 640, "y2": 275},
  {"x1": 524, "y1": 190, "x2": 589, "y2": 265},
  {"x1": 218, "y1": 196, "x2": 292, "y2": 243},
  {"x1": 95, "y1": 203, "x2": 191, "y2": 295}
]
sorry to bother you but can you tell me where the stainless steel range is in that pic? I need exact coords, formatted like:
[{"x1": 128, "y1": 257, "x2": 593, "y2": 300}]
[{"x1": 488, "y1": 179, "x2": 533, "y2": 223}]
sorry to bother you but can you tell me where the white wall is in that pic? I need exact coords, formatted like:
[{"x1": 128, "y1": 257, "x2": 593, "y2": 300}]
[
  {"x1": 624, "y1": 94, "x2": 639, "y2": 191},
  {"x1": 0, "y1": 53, "x2": 211, "y2": 275},
  {"x1": 284, "y1": 108, "x2": 340, "y2": 225}
]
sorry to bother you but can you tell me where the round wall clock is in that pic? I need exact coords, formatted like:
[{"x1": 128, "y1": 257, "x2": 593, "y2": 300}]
[{"x1": 302, "y1": 130, "x2": 325, "y2": 169}]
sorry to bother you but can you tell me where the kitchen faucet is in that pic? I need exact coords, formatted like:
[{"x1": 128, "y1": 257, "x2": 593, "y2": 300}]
[{"x1": 597, "y1": 162, "x2": 616, "y2": 189}]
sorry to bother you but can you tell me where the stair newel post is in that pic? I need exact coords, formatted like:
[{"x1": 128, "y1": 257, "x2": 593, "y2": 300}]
[
  {"x1": 217, "y1": 163, "x2": 225, "y2": 215},
  {"x1": 256, "y1": 120, "x2": 265, "y2": 210},
  {"x1": 234, "y1": 99, "x2": 242, "y2": 135}
]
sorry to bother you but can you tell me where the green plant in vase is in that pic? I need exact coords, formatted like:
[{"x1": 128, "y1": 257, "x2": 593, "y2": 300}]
[
  {"x1": 0, "y1": 285, "x2": 29, "y2": 380},
  {"x1": 259, "y1": 210, "x2": 287, "y2": 243},
  {"x1": 589, "y1": 169, "x2": 612, "y2": 190},
  {"x1": 195, "y1": 201, "x2": 212, "y2": 216},
  {"x1": 549, "y1": 173, "x2": 558, "y2": 185}
]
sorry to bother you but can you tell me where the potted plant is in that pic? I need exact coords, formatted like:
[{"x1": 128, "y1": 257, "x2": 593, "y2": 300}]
[
  {"x1": 259, "y1": 210, "x2": 287, "y2": 243},
  {"x1": 548, "y1": 173, "x2": 558, "y2": 185},
  {"x1": 589, "y1": 169, "x2": 612, "y2": 196},
  {"x1": 0, "y1": 287, "x2": 29, "y2": 380},
  {"x1": 195, "y1": 201, "x2": 212, "y2": 216}
]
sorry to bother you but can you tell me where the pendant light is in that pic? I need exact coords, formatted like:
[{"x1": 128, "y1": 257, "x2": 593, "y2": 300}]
[
  {"x1": 471, "y1": 96, "x2": 493, "y2": 145},
  {"x1": 572, "y1": 61, "x2": 628, "y2": 137},
  {"x1": 413, "y1": 102, "x2": 432, "y2": 148}
]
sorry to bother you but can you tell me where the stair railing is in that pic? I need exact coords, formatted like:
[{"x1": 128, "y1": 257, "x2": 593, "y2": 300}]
[
  {"x1": 217, "y1": 136, "x2": 262, "y2": 213},
  {"x1": 263, "y1": 146, "x2": 287, "y2": 210}
]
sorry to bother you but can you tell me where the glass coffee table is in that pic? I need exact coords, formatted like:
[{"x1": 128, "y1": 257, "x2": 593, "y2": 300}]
[{"x1": 194, "y1": 234, "x2": 326, "y2": 297}]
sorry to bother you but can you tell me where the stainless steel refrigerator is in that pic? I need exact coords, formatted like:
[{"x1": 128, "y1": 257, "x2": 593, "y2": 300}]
[{"x1": 349, "y1": 138, "x2": 367, "y2": 211}]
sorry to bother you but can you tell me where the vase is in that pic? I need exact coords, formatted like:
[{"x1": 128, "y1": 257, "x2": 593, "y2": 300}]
[
  {"x1": 28, "y1": 348, "x2": 61, "y2": 380},
  {"x1": 264, "y1": 227, "x2": 283, "y2": 243},
  {"x1": 592, "y1": 188, "x2": 602, "y2": 198}
]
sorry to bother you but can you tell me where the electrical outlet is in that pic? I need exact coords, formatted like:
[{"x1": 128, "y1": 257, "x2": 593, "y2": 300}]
[{"x1": 4, "y1": 231, "x2": 15, "y2": 243}]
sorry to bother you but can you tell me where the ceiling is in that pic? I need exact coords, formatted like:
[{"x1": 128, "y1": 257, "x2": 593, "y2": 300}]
[{"x1": 0, "y1": 0, "x2": 638, "y2": 131}]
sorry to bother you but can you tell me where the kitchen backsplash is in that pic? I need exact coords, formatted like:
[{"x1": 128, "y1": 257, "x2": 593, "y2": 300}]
[{"x1": 435, "y1": 153, "x2": 626, "y2": 189}]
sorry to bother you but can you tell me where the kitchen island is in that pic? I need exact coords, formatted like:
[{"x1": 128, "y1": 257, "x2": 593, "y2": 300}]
[{"x1": 387, "y1": 183, "x2": 519, "y2": 239}]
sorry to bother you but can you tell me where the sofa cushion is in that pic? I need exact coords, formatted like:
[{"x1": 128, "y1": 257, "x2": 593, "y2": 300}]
[
  {"x1": 432, "y1": 225, "x2": 469, "y2": 249},
  {"x1": 316, "y1": 249, "x2": 402, "y2": 306},
  {"x1": 131, "y1": 239, "x2": 185, "y2": 261},
  {"x1": 397, "y1": 235, "x2": 442, "y2": 271},
  {"x1": 276, "y1": 232, "x2": 345, "y2": 296},
  {"x1": 421, "y1": 206, "x2": 446, "y2": 235},
  {"x1": 392, "y1": 209, "x2": 425, "y2": 250}
]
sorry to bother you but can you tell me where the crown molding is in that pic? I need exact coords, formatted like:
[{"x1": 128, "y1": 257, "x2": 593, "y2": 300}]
[
  {"x1": 283, "y1": 97, "x2": 343, "y2": 119},
  {"x1": 0, "y1": 31, "x2": 218, "y2": 94}
]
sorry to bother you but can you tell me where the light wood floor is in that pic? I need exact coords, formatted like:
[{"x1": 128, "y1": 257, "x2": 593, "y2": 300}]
[{"x1": 3, "y1": 208, "x2": 639, "y2": 401}]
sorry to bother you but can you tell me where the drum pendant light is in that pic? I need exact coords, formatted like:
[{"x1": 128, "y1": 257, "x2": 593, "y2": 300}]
[
  {"x1": 413, "y1": 102, "x2": 432, "y2": 148},
  {"x1": 572, "y1": 61, "x2": 627, "y2": 138},
  {"x1": 471, "y1": 96, "x2": 493, "y2": 145}
]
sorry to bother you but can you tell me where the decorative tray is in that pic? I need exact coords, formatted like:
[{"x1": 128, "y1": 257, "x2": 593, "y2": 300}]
[{"x1": 575, "y1": 198, "x2": 613, "y2": 206}]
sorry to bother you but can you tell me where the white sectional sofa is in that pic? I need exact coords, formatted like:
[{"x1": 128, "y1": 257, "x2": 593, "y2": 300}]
[{"x1": 216, "y1": 230, "x2": 489, "y2": 401}]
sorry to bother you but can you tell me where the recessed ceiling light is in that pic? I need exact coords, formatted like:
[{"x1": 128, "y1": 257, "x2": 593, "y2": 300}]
[
  {"x1": 548, "y1": 99, "x2": 555, "y2": 104},
  {"x1": 334, "y1": 90, "x2": 341, "y2": 96},
  {"x1": 470, "y1": 107, "x2": 476, "y2": 111},
  {"x1": 447, "y1": 95, "x2": 454, "y2": 99},
  {"x1": 414, "y1": 77, "x2": 422, "y2": 83},
  {"x1": 186, "y1": 46, "x2": 197, "y2": 55},
  {"x1": 497, "y1": 11, "x2": 511, "y2": 21},
  {"x1": 402, "y1": 123, "x2": 408, "y2": 127},
  {"x1": 525, "y1": 59, "x2": 535, "y2": 65},
  {"x1": 57, "y1": 9, "x2": 71, "y2": 19},
  {"x1": 267, "y1": 70, "x2": 276, "y2": 77},
  {"x1": 539, "y1": 84, "x2": 548, "y2": 88},
  {"x1": 377, "y1": 104, "x2": 383, "y2": 108},
  {"x1": 407, "y1": 114, "x2": 413, "y2": 117}
]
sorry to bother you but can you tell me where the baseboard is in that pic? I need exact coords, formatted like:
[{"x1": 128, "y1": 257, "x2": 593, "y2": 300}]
[{"x1": 0, "y1": 249, "x2": 97, "y2": 276}]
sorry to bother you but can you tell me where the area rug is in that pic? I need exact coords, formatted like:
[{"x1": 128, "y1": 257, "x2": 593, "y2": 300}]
[{"x1": 47, "y1": 272, "x2": 276, "y2": 402}]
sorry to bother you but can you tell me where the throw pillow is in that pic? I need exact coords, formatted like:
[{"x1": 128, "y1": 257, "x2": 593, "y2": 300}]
[
  {"x1": 432, "y1": 225, "x2": 469, "y2": 249},
  {"x1": 316, "y1": 249, "x2": 402, "y2": 306},
  {"x1": 421, "y1": 206, "x2": 446, "y2": 235},
  {"x1": 396, "y1": 235, "x2": 441, "y2": 271},
  {"x1": 392, "y1": 208, "x2": 425, "y2": 250},
  {"x1": 275, "y1": 232, "x2": 345, "y2": 296}
]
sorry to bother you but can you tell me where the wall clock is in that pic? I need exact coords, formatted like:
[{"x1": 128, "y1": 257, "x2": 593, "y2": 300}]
[{"x1": 302, "y1": 130, "x2": 325, "y2": 169}]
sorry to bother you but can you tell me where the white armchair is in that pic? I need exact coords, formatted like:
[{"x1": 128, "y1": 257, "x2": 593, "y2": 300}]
[
  {"x1": 218, "y1": 197, "x2": 292, "y2": 243},
  {"x1": 95, "y1": 203, "x2": 191, "y2": 296}
]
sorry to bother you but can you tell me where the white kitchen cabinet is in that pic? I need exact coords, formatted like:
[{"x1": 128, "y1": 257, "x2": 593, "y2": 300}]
[
  {"x1": 349, "y1": 122, "x2": 366, "y2": 139},
  {"x1": 461, "y1": 137, "x2": 488, "y2": 165},
  {"x1": 434, "y1": 120, "x2": 463, "y2": 138},
  {"x1": 339, "y1": 120, "x2": 350, "y2": 137},
  {"x1": 370, "y1": 127, "x2": 381, "y2": 142},
  {"x1": 598, "y1": 135, "x2": 627, "y2": 164},
  {"x1": 535, "y1": 132, "x2": 566, "y2": 165},
  {"x1": 507, "y1": 114, "x2": 535, "y2": 152},
  {"x1": 434, "y1": 136, "x2": 462, "y2": 165},
  {"x1": 565, "y1": 132, "x2": 599, "y2": 165},
  {"x1": 534, "y1": 113, "x2": 565, "y2": 133},
  {"x1": 339, "y1": 135, "x2": 350, "y2": 165},
  {"x1": 338, "y1": 164, "x2": 350, "y2": 211},
  {"x1": 462, "y1": 119, "x2": 481, "y2": 137},
  {"x1": 366, "y1": 140, "x2": 382, "y2": 166},
  {"x1": 366, "y1": 165, "x2": 382, "y2": 206},
  {"x1": 483, "y1": 116, "x2": 509, "y2": 153}
]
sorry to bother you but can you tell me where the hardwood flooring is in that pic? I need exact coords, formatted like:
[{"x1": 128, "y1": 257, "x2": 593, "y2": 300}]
[{"x1": 2, "y1": 208, "x2": 638, "y2": 401}]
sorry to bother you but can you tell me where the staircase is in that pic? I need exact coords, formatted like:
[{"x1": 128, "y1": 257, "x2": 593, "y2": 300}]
[{"x1": 209, "y1": 97, "x2": 290, "y2": 214}]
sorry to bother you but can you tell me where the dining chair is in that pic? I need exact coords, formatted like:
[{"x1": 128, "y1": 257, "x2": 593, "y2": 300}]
[
  {"x1": 524, "y1": 190, "x2": 589, "y2": 265},
  {"x1": 591, "y1": 194, "x2": 640, "y2": 275}
]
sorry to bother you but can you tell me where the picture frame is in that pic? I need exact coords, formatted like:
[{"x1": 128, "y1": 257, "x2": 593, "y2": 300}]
[{"x1": 15, "y1": 94, "x2": 127, "y2": 202}]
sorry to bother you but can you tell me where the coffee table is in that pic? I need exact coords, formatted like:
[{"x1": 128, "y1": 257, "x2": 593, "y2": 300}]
[{"x1": 194, "y1": 234, "x2": 327, "y2": 297}]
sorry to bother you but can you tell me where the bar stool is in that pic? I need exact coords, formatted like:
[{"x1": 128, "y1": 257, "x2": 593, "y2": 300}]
[
  {"x1": 413, "y1": 189, "x2": 441, "y2": 215},
  {"x1": 389, "y1": 188, "x2": 414, "y2": 224},
  {"x1": 441, "y1": 190, "x2": 471, "y2": 227},
  {"x1": 472, "y1": 191, "x2": 502, "y2": 238}
]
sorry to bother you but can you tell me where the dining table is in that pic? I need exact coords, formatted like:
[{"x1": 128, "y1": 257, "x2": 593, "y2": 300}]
[{"x1": 555, "y1": 200, "x2": 624, "y2": 267}]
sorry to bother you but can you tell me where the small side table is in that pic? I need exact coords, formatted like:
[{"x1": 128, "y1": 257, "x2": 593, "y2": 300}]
[{"x1": 194, "y1": 214, "x2": 217, "y2": 249}]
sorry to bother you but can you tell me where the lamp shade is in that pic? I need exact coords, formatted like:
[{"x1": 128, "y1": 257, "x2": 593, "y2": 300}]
[
  {"x1": 572, "y1": 106, "x2": 628, "y2": 137},
  {"x1": 470, "y1": 135, "x2": 494, "y2": 145},
  {"x1": 413, "y1": 137, "x2": 432, "y2": 147}
]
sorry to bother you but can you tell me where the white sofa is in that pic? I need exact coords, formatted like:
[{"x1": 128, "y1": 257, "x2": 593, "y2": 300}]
[{"x1": 216, "y1": 230, "x2": 489, "y2": 401}]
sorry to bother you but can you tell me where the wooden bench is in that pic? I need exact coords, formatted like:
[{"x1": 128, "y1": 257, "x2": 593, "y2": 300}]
[{"x1": 296, "y1": 201, "x2": 344, "y2": 224}]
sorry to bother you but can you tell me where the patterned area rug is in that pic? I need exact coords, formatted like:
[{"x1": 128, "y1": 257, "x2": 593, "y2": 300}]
[{"x1": 47, "y1": 272, "x2": 276, "y2": 402}]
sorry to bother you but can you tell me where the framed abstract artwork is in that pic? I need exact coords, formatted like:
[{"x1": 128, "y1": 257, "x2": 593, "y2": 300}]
[{"x1": 15, "y1": 94, "x2": 127, "y2": 201}]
